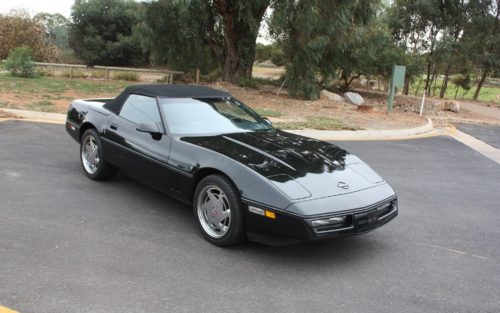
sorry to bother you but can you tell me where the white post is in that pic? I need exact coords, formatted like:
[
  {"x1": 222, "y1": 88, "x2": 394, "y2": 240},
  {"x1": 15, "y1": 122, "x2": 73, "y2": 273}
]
[{"x1": 419, "y1": 92, "x2": 426, "y2": 117}]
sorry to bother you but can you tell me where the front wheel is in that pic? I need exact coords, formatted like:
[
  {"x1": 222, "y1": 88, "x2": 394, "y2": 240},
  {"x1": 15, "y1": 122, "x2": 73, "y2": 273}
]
[
  {"x1": 80, "y1": 128, "x2": 117, "y2": 180},
  {"x1": 193, "y1": 174, "x2": 246, "y2": 246}
]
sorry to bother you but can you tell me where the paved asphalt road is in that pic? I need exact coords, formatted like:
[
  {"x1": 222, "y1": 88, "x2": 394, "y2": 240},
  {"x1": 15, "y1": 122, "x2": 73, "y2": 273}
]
[
  {"x1": 0, "y1": 120, "x2": 499, "y2": 313},
  {"x1": 455, "y1": 123, "x2": 500, "y2": 149}
]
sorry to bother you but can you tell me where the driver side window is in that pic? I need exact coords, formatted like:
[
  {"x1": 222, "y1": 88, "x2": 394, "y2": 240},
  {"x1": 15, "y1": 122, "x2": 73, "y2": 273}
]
[{"x1": 119, "y1": 94, "x2": 162, "y2": 125}]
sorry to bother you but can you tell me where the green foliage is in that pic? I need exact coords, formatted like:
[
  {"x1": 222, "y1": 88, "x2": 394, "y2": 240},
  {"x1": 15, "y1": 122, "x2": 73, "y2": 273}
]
[
  {"x1": 237, "y1": 77, "x2": 260, "y2": 89},
  {"x1": 255, "y1": 43, "x2": 285, "y2": 66},
  {"x1": 112, "y1": 71, "x2": 139, "y2": 81},
  {"x1": 4, "y1": 47, "x2": 35, "y2": 78},
  {"x1": 137, "y1": 0, "x2": 270, "y2": 82},
  {"x1": 270, "y1": 0, "x2": 379, "y2": 99},
  {"x1": 452, "y1": 74, "x2": 471, "y2": 91},
  {"x1": 136, "y1": 0, "x2": 218, "y2": 73},
  {"x1": 68, "y1": 0, "x2": 147, "y2": 66}
]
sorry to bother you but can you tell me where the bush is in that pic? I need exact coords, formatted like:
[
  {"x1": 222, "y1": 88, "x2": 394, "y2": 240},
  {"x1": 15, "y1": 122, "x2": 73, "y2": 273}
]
[
  {"x1": 237, "y1": 78, "x2": 259, "y2": 89},
  {"x1": 112, "y1": 71, "x2": 139, "y2": 81},
  {"x1": 4, "y1": 46, "x2": 35, "y2": 78}
]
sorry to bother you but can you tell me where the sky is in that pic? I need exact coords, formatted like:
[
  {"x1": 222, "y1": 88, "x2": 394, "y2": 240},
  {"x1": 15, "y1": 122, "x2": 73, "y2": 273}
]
[{"x1": 0, "y1": 0, "x2": 74, "y2": 17}]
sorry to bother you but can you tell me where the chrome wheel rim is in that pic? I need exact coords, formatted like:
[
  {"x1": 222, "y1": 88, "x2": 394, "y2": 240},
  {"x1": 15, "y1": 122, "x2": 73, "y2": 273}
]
[
  {"x1": 197, "y1": 185, "x2": 231, "y2": 238},
  {"x1": 81, "y1": 135, "x2": 100, "y2": 175}
]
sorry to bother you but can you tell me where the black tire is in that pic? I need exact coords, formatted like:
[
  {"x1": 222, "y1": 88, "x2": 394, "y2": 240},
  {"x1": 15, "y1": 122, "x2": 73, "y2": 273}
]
[
  {"x1": 193, "y1": 174, "x2": 246, "y2": 246},
  {"x1": 80, "y1": 128, "x2": 117, "y2": 180}
]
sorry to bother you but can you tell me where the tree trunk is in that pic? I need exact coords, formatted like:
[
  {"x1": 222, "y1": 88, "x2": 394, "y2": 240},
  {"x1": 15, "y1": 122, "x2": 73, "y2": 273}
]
[
  {"x1": 473, "y1": 69, "x2": 488, "y2": 100},
  {"x1": 415, "y1": 76, "x2": 423, "y2": 96},
  {"x1": 432, "y1": 66, "x2": 437, "y2": 97},
  {"x1": 212, "y1": 0, "x2": 270, "y2": 83},
  {"x1": 423, "y1": 62, "x2": 432, "y2": 96},
  {"x1": 440, "y1": 65, "x2": 451, "y2": 98},
  {"x1": 403, "y1": 76, "x2": 410, "y2": 95}
]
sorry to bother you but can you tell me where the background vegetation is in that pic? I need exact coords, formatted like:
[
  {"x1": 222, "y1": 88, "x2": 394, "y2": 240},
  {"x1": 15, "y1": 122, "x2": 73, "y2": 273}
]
[{"x1": 0, "y1": 0, "x2": 498, "y2": 102}]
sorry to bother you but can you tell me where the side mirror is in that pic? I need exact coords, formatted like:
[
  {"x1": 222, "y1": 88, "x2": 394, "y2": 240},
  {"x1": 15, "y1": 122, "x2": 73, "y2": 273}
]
[
  {"x1": 262, "y1": 117, "x2": 273, "y2": 127},
  {"x1": 136, "y1": 122, "x2": 162, "y2": 140}
]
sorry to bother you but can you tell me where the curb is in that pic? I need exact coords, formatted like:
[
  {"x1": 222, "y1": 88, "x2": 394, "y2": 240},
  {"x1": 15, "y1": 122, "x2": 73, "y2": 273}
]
[
  {"x1": 1, "y1": 108, "x2": 436, "y2": 141},
  {"x1": 432, "y1": 116, "x2": 500, "y2": 127},
  {"x1": 1, "y1": 108, "x2": 66, "y2": 124},
  {"x1": 287, "y1": 118, "x2": 434, "y2": 141}
]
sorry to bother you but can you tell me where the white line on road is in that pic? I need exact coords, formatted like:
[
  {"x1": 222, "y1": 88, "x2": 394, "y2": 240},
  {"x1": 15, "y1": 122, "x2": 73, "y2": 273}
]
[{"x1": 451, "y1": 129, "x2": 500, "y2": 165}]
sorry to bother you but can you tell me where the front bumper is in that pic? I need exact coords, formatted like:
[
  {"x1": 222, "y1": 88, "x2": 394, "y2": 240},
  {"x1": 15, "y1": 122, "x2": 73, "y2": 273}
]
[{"x1": 244, "y1": 196, "x2": 398, "y2": 245}]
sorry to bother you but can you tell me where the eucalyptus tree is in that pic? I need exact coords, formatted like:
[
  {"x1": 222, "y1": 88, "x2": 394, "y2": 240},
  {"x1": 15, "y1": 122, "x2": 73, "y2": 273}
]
[
  {"x1": 139, "y1": 0, "x2": 271, "y2": 82},
  {"x1": 269, "y1": 0, "x2": 377, "y2": 99}
]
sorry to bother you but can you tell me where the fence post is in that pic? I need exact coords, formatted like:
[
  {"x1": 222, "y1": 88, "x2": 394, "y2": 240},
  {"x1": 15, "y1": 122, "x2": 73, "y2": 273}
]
[
  {"x1": 70, "y1": 66, "x2": 73, "y2": 79},
  {"x1": 169, "y1": 73, "x2": 173, "y2": 84},
  {"x1": 196, "y1": 69, "x2": 200, "y2": 85},
  {"x1": 105, "y1": 68, "x2": 109, "y2": 81}
]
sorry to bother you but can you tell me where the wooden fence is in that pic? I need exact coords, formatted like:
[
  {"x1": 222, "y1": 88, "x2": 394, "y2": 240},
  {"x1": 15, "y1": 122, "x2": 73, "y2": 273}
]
[{"x1": 5, "y1": 61, "x2": 184, "y2": 83}]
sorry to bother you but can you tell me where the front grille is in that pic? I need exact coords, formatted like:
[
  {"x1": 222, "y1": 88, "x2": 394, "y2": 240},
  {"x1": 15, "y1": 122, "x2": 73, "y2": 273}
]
[{"x1": 310, "y1": 198, "x2": 397, "y2": 235}]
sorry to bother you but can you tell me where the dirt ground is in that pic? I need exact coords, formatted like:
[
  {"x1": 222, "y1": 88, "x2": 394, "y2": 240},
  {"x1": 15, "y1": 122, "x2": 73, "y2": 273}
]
[
  {"x1": 208, "y1": 82, "x2": 428, "y2": 130},
  {"x1": 2, "y1": 73, "x2": 499, "y2": 130}
]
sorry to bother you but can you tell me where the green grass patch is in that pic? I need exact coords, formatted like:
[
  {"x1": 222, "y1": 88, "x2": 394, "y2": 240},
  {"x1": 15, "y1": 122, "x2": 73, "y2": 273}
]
[
  {"x1": 275, "y1": 117, "x2": 360, "y2": 130},
  {"x1": 0, "y1": 73, "x2": 130, "y2": 96},
  {"x1": 254, "y1": 108, "x2": 283, "y2": 117},
  {"x1": 28, "y1": 100, "x2": 55, "y2": 112},
  {"x1": 61, "y1": 69, "x2": 87, "y2": 79},
  {"x1": 409, "y1": 77, "x2": 500, "y2": 104}
]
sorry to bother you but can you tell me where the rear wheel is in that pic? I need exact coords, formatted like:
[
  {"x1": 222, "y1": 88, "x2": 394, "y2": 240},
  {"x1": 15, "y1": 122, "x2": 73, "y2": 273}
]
[
  {"x1": 193, "y1": 174, "x2": 246, "y2": 246},
  {"x1": 80, "y1": 128, "x2": 117, "y2": 180}
]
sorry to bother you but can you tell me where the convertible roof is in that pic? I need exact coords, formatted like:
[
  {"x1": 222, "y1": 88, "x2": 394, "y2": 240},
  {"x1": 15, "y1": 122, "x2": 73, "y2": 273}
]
[{"x1": 104, "y1": 84, "x2": 230, "y2": 114}]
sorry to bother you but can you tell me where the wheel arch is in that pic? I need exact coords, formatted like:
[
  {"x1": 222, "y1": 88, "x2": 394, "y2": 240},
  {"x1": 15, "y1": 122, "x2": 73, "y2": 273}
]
[
  {"x1": 79, "y1": 122, "x2": 96, "y2": 142},
  {"x1": 191, "y1": 167, "x2": 240, "y2": 201}
]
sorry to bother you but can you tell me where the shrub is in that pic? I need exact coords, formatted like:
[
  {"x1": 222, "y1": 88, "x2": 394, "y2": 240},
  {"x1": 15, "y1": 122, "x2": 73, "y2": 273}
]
[
  {"x1": 112, "y1": 71, "x2": 139, "y2": 81},
  {"x1": 237, "y1": 77, "x2": 259, "y2": 89},
  {"x1": 4, "y1": 46, "x2": 35, "y2": 78}
]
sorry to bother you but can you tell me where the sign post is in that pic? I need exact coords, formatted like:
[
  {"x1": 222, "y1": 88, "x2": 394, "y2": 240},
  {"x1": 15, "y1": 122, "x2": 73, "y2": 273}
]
[{"x1": 387, "y1": 65, "x2": 406, "y2": 112}]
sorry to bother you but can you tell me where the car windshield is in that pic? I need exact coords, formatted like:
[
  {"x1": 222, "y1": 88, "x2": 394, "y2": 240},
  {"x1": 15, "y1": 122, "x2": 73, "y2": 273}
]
[{"x1": 159, "y1": 97, "x2": 272, "y2": 135}]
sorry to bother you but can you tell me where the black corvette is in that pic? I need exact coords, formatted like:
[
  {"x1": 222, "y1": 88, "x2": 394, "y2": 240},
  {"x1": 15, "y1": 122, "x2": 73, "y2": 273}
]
[{"x1": 66, "y1": 84, "x2": 398, "y2": 246}]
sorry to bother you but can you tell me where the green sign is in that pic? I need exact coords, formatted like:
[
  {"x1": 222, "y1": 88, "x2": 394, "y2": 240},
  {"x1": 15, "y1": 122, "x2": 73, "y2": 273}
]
[{"x1": 387, "y1": 65, "x2": 406, "y2": 111}]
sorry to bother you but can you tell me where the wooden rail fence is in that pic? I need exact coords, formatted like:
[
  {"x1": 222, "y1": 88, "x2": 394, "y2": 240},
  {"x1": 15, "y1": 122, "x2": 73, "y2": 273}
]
[{"x1": 3, "y1": 61, "x2": 183, "y2": 83}]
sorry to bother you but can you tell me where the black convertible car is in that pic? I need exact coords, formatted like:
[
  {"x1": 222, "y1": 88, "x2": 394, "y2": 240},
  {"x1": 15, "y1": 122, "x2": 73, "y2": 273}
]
[{"x1": 66, "y1": 84, "x2": 397, "y2": 246}]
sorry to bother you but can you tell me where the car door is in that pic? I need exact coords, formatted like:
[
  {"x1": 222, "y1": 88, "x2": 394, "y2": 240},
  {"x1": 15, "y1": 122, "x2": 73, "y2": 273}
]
[{"x1": 102, "y1": 93, "x2": 175, "y2": 195}]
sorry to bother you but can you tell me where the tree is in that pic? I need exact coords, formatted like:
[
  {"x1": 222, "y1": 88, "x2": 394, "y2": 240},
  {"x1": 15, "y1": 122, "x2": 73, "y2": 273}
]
[
  {"x1": 0, "y1": 10, "x2": 57, "y2": 61},
  {"x1": 135, "y1": 0, "x2": 218, "y2": 73},
  {"x1": 139, "y1": 0, "x2": 271, "y2": 82},
  {"x1": 462, "y1": 0, "x2": 499, "y2": 100},
  {"x1": 35, "y1": 13, "x2": 68, "y2": 46},
  {"x1": 388, "y1": 0, "x2": 445, "y2": 96},
  {"x1": 269, "y1": 0, "x2": 378, "y2": 99},
  {"x1": 68, "y1": 0, "x2": 147, "y2": 66}
]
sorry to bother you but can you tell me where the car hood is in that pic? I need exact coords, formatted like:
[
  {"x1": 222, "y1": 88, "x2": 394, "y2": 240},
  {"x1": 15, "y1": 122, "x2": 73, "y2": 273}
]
[{"x1": 182, "y1": 130, "x2": 384, "y2": 200}]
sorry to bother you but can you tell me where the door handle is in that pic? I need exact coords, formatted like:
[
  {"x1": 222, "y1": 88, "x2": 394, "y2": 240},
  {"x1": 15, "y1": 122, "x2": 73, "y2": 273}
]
[{"x1": 110, "y1": 124, "x2": 118, "y2": 130}]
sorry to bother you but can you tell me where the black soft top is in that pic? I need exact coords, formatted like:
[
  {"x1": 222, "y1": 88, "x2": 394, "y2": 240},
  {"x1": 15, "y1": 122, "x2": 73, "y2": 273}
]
[{"x1": 104, "y1": 84, "x2": 230, "y2": 114}]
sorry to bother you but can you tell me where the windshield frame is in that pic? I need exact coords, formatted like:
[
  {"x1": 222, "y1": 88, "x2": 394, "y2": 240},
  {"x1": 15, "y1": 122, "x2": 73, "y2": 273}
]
[{"x1": 158, "y1": 96, "x2": 273, "y2": 136}]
